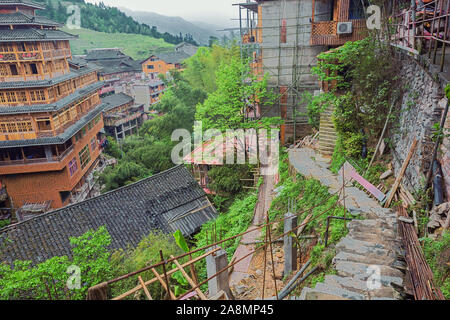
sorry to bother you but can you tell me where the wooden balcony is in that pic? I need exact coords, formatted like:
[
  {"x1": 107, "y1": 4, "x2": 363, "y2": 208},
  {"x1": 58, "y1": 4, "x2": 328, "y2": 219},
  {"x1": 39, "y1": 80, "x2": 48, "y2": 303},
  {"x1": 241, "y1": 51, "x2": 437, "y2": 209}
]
[
  {"x1": 0, "y1": 145, "x2": 74, "y2": 167},
  {"x1": 310, "y1": 19, "x2": 367, "y2": 46}
]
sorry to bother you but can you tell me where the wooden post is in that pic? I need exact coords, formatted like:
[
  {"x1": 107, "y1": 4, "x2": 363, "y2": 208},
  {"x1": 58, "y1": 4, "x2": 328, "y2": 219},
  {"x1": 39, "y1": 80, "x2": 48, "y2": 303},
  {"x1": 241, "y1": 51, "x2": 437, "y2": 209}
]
[
  {"x1": 385, "y1": 139, "x2": 417, "y2": 208},
  {"x1": 138, "y1": 276, "x2": 153, "y2": 300},
  {"x1": 159, "y1": 250, "x2": 172, "y2": 300},
  {"x1": 170, "y1": 255, "x2": 207, "y2": 300}
]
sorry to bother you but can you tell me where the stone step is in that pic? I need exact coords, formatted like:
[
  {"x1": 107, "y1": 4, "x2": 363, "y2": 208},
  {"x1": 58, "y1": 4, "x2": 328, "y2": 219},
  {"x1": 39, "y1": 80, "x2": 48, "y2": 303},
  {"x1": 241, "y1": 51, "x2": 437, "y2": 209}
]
[
  {"x1": 335, "y1": 260, "x2": 404, "y2": 287},
  {"x1": 319, "y1": 134, "x2": 337, "y2": 141},
  {"x1": 348, "y1": 231, "x2": 399, "y2": 247},
  {"x1": 333, "y1": 250, "x2": 398, "y2": 267},
  {"x1": 299, "y1": 287, "x2": 349, "y2": 300},
  {"x1": 347, "y1": 219, "x2": 396, "y2": 232},
  {"x1": 324, "y1": 275, "x2": 401, "y2": 300},
  {"x1": 313, "y1": 282, "x2": 365, "y2": 300},
  {"x1": 336, "y1": 236, "x2": 395, "y2": 257}
]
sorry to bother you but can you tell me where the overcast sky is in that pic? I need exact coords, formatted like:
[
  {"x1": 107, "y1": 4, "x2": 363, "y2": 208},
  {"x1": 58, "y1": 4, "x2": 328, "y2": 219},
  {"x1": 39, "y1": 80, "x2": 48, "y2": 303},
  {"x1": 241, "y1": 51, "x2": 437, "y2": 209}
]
[{"x1": 85, "y1": 0, "x2": 240, "y2": 27}]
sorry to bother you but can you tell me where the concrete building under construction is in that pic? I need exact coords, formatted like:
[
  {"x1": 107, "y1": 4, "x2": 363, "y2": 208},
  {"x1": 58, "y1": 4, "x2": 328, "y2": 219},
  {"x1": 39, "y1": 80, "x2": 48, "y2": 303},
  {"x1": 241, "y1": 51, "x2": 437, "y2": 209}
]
[{"x1": 236, "y1": 0, "x2": 368, "y2": 144}]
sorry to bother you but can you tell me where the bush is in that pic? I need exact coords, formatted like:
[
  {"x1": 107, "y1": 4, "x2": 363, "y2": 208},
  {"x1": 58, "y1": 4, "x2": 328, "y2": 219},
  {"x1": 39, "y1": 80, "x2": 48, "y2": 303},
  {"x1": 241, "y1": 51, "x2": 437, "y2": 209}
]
[
  {"x1": 421, "y1": 232, "x2": 450, "y2": 299},
  {"x1": 0, "y1": 227, "x2": 113, "y2": 300}
]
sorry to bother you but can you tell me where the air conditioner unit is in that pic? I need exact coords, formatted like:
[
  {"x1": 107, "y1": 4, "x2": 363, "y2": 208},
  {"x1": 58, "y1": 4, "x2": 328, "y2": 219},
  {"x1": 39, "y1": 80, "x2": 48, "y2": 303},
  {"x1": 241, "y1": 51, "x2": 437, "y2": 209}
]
[{"x1": 337, "y1": 22, "x2": 353, "y2": 34}]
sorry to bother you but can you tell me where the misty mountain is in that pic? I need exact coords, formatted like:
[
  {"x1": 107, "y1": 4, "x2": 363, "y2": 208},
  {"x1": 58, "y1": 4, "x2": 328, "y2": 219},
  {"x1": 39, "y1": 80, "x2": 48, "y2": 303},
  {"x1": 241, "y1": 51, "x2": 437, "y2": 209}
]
[{"x1": 119, "y1": 8, "x2": 223, "y2": 46}]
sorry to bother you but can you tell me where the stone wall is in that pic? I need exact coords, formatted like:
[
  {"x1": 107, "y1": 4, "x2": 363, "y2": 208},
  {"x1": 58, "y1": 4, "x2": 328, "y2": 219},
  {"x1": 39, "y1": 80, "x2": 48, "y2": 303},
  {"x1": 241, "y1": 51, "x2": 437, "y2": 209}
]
[{"x1": 390, "y1": 53, "x2": 447, "y2": 196}]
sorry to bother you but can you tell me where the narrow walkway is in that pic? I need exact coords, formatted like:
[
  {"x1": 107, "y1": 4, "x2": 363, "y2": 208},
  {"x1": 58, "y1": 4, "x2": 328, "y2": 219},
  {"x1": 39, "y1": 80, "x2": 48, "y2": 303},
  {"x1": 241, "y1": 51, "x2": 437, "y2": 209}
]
[
  {"x1": 229, "y1": 153, "x2": 276, "y2": 287},
  {"x1": 289, "y1": 148, "x2": 406, "y2": 300}
]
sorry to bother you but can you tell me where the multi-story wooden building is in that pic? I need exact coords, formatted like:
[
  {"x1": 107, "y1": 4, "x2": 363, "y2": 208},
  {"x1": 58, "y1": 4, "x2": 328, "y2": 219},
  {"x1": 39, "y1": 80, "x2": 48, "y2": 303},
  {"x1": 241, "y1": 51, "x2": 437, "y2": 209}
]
[
  {"x1": 102, "y1": 93, "x2": 145, "y2": 142},
  {"x1": 81, "y1": 48, "x2": 143, "y2": 97},
  {"x1": 0, "y1": 0, "x2": 106, "y2": 211},
  {"x1": 141, "y1": 51, "x2": 191, "y2": 79}
]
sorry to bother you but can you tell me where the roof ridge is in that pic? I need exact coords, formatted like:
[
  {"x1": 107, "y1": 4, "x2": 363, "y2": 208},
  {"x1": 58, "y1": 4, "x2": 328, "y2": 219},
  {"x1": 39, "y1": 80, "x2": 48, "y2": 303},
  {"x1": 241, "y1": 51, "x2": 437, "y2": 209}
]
[{"x1": 0, "y1": 165, "x2": 186, "y2": 233}]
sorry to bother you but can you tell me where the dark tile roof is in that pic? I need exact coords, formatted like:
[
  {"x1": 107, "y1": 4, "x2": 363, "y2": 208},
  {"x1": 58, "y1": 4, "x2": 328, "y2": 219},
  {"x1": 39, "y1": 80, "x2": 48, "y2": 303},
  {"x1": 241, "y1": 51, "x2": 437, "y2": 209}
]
[
  {"x1": 85, "y1": 49, "x2": 128, "y2": 61},
  {"x1": 0, "y1": 0, "x2": 45, "y2": 9},
  {"x1": 82, "y1": 50, "x2": 142, "y2": 75},
  {"x1": 0, "y1": 63, "x2": 101, "y2": 90},
  {"x1": 0, "y1": 12, "x2": 60, "y2": 26},
  {"x1": 101, "y1": 93, "x2": 134, "y2": 112},
  {"x1": 0, "y1": 28, "x2": 76, "y2": 42},
  {"x1": 0, "y1": 81, "x2": 104, "y2": 115},
  {"x1": 144, "y1": 51, "x2": 191, "y2": 65},
  {"x1": 0, "y1": 165, "x2": 217, "y2": 265},
  {"x1": 0, "y1": 102, "x2": 105, "y2": 149}
]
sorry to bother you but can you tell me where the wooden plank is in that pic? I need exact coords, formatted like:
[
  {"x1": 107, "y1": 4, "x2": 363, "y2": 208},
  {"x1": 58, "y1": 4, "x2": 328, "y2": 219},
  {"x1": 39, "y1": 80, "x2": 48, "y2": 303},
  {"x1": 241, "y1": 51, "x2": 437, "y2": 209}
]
[
  {"x1": 151, "y1": 268, "x2": 176, "y2": 300},
  {"x1": 138, "y1": 276, "x2": 152, "y2": 300},
  {"x1": 170, "y1": 255, "x2": 208, "y2": 300},
  {"x1": 385, "y1": 139, "x2": 417, "y2": 208},
  {"x1": 297, "y1": 214, "x2": 312, "y2": 236},
  {"x1": 340, "y1": 162, "x2": 386, "y2": 202},
  {"x1": 112, "y1": 248, "x2": 220, "y2": 300}
]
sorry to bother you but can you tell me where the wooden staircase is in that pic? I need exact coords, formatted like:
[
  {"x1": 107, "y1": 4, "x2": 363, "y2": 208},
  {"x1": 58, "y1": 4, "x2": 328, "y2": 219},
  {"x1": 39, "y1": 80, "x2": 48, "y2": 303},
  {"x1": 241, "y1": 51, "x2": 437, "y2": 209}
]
[{"x1": 319, "y1": 107, "x2": 337, "y2": 156}]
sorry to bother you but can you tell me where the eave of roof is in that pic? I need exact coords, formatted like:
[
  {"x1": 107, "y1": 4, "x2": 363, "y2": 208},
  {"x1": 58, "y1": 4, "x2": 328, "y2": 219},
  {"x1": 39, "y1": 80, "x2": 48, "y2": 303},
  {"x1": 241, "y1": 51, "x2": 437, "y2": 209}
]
[
  {"x1": 0, "y1": 102, "x2": 105, "y2": 149},
  {"x1": 0, "y1": 64, "x2": 101, "y2": 90},
  {"x1": 0, "y1": 28, "x2": 77, "y2": 42},
  {"x1": 0, "y1": 12, "x2": 61, "y2": 26},
  {"x1": 0, "y1": 81, "x2": 104, "y2": 115},
  {"x1": 101, "y1": 93, "x2": 134, "y2": 112},
  {"x1": 0, "y1": 0, "x2": 45, "y2": 10}
]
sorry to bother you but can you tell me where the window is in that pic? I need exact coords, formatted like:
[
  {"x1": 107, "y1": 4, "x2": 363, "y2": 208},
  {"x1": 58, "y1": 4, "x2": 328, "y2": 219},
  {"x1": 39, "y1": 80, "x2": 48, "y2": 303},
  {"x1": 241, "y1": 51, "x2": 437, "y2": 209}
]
[
  {"x1": 0, "y1": 65, "x2": 9, "y2": 76},
  {"x1": 29, "y1": 63, "x2": 38, "y2": 75},
  {"x1": 17, "y1": 121, "x2": 32, "y2": 132},
  {"x1": 6, "y1": 123, "x2": 17, "y2": 133},
  {"x1": 79, "y1": 145, "x2": 91, "y2": 169},
  {"x1": 68, "y1": 157, "x2": 78, "y2": 176},
  {"x1": 6, "y1": 92, "x2": 17, "y2": 103},
  {"x1": 147, "y1": 65, "x2": 154, "y2": 70},
  {"x1": 9, "y1": 64, "x2": 18, "y2": 76},
  {"x1": 17, "y1": 91, "x2": 27, "y2": 102}
]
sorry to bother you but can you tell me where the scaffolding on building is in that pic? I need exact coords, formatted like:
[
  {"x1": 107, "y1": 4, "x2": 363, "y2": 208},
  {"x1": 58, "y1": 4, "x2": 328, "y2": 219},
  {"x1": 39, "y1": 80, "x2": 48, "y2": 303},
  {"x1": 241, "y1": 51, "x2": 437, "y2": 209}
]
[{"x1": 234, "y1": 0, "x2": 365, "y2": 144}]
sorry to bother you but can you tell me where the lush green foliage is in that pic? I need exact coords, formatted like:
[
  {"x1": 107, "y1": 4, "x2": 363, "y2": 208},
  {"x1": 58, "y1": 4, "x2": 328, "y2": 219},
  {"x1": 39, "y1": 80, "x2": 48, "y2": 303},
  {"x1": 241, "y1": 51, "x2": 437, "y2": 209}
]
[
  {"x1": 0, "y1": 227, "x2": 113, "y2": 300},
  {"x1": 110, "y1": 232, "x2": 184, "y2": 299},
  {"x1": 310, "y1": 37, "x2": 400, "y2": 169},
  {"x1": 421, "y1": 232, "x2": 450, "y2": 299},
  {"x1": 269, "y1": 151, "x2": 355, "y2": 292},
  {"x1": 0, "y1": 219, "x2": 10, "y2": 229},
  {"x1": 195, "y1": 56, "x2": 280, "y2": 132},
  {"x1": 184, "y1": 45, "x2": 241, "y2": 93},
  {"x1": 37, "y1": 0, "x2": 197, "y2": 46},
  {"x1": 301, "y1": 92, "x2": 335, "y2": 130},
  {"x1": 207, "y1": 164, "x2": 254, "y2": 197},
  {"x1": 193, "y1": 192, "x2": 258, "y2": 289},
  {"x1": 100, "y1": 77, "x2": 207, "y2": 192}
]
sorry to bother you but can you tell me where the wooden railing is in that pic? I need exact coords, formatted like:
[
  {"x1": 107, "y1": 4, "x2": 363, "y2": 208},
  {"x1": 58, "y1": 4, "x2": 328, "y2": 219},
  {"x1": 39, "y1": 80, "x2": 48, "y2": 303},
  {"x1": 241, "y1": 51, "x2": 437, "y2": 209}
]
[
  {"x1": 310, "y1": 19, "x2": 367, "y2": 46},
  {"x1": 389, "y1": 0, "x2": 449, "y2": 71},
  {"x1": 0, "y1": 145, "x2": 74, "y2": 167}
]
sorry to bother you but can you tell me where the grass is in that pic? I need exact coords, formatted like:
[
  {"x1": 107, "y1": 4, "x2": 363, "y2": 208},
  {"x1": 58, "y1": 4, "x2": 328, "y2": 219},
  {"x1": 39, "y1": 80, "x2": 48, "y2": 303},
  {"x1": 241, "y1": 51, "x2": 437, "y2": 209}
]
[
  {"x1": 63, "y1": 27, "x2": 174, "y2": 60},
  {"x1": 421, "y1": 232, "x2": 450, "y2": 299}
]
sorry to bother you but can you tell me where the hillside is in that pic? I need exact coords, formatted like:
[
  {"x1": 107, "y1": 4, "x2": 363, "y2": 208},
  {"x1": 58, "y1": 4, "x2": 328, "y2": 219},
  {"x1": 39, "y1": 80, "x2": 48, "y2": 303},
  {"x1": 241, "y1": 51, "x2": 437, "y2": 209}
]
[
  {"x1": 34, "y1": 0, "x2": 196, "y2": 45},
  {"x1": 119, "y1": 8, "x2": 223, "y2": 46},
  {"x1": 63, "y1": 27, "x2": 174, "y2": 60}
]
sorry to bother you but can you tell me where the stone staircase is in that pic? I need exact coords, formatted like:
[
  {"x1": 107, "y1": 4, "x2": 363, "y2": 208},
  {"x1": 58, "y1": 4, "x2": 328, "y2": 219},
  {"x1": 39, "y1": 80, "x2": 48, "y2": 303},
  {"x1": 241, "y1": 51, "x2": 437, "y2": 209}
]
[
  {"x1": 289, "y1": 148, "x2": 406, "y2": 300},
  {"x1": 319, "y1": 107, "x2": 337, "y2": 157},
  {"x1": 298, "y1": 208, "x2": 406, "y2": 300}
]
